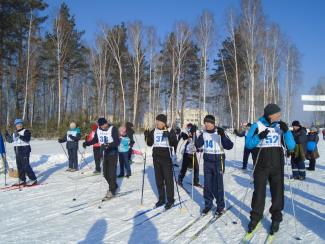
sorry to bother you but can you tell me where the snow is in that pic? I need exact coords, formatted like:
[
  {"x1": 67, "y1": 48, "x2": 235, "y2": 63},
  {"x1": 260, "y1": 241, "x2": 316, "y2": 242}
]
[{"x1": 0, "y1": 135, "x2": 324, "y2": 244}]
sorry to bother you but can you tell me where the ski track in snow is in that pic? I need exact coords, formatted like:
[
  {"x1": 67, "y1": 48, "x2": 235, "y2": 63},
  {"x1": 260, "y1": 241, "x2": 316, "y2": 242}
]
[{"x1": 0, "y1": 135, "x2": 324, "y2": 243}]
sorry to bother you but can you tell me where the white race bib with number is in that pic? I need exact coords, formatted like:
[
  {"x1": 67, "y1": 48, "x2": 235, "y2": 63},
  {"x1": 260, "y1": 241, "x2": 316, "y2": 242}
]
[
  {"x1": 13, "y1": 129, "x2": 30, "y2": 147},
  {"x1": 203, "y1": 131, "x2": 222, "y2": 154},
  {"x1": 67, "y1": 130, "x2": 77, "y2": 142},
  {"x1": 97, "y1": 127, "x2": 113, "y2": 145},
  {"x1": 153, "y1": 128, "x2": 170, "y2": 148},
  {"x1": 256, "y1": 121, "x2": 282, "y2": 148}
]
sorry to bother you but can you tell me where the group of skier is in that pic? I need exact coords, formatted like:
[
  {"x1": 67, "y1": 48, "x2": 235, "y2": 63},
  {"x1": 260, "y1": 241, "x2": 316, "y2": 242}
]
[{"x1": 0, "y1": 102, "x2": 322, "y2": 236}]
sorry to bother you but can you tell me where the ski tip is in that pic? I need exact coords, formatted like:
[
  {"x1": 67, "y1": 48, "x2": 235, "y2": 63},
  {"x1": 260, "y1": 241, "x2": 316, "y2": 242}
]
[{"x1": 294, "y1": 236, "x2": 302, "y2": 241}]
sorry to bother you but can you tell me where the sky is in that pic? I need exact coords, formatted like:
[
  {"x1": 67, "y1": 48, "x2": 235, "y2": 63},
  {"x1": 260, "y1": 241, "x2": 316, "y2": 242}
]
[{"x1": 43, "y1": 0, "x2": 325, "y2": 122}]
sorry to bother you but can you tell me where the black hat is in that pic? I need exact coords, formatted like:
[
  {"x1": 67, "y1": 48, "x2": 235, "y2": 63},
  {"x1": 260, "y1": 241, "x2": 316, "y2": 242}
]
[
  {"x1": 126, "y1": 122, "x2": 134, "y2": 129},
  {"x1": 292, "y1": 120, "x2": 301, "y2": 127},
  {"x1": 156, "y1": 114, "x2": 167, "y2": 124},
  {"x1": 264, "y1": 104, "x2": 281, "y2": 117},
  {"x1": 204, "y1": 115, "x2": 215, "y2": 124},
  {"x1": 97, "y1": 117, "x2": 108, "y2": 127}
]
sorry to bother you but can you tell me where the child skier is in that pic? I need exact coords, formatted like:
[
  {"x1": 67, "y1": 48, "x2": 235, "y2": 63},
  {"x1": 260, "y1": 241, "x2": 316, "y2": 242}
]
[
  {"x1": 177, "y1": 124, "x2": 201, "y2": 187},
  {"x1": 58, "y1": 122, "x2": 81, "y2": 172},
  {"x1": 5, "y1": 119, "x2": 37, "y2": 186},
  {"x1": 86, "y1": 123, "x2": 101, "y2": 174},
  {"x1": 245, "y1": 104, "x2": 295, "y2": 234},
  {"x1": 144, "y1": 114, "x2": 178, "y2": 210},
  {"x1": 195, "y1": 115, "x2": 233, "y2": 215},
  {"x1": 290, "y1": 120, "x2": 307, "y2": 180},
  {"x1": 234, "y1": 123, "x2": 252, "y2": 170},
  {"x1": 118, "y1": 126, "x2": 131, "y2": 178},
  {"x1": 83, "y1": 118, "x2": 119, "y2": 199},
  {"x1": 306, "y1": 127, "x2": 320, "y2": 171}
]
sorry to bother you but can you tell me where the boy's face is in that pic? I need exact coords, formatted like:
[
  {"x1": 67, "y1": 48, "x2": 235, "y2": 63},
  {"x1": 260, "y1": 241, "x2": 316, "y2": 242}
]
[
  {"x1": 156, "y1": 120, "x2": 166, "y2": 130},
  {"x1": 15, "y1": 124, "x2": 23, "y2": 130},
  {"x1": 293, "y1": 126, "x2": 300, "y2": 131},
  {"x1": 268, "y1": 112, "x2": 281, "y2": 123},
  {"x1": 100, "y1": 123, "x2": 109, "y2": 130},
  {"x1": 204, "y1": 122, "x2": 215, "y2": 131}
]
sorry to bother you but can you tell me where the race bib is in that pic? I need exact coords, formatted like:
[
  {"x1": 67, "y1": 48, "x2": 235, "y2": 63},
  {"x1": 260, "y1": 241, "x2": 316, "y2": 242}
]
[
  {"x1": 97, "y1": 127, "x2": 113, "y2": 145},
  {"x1": 153, "y1": 128, "x2": 169, "y2": 148},
  {"x1": 13, "y1": 129, "x2": 29, "y2": 147},
  {"x1": 67, "y1": 130, "x2": 77, "y2": 142},
  {"x1": 256, "y1": 121, "x2": 282, "y2": 148},
  {"x1": 202, "y1": 132, "x2": 222, "y2": 154}
]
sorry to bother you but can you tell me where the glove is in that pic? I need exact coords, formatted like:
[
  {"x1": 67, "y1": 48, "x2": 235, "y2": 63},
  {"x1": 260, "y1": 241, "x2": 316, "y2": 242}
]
[
  {"x1": 144, "y1": 130, "x2": 150, "y2": 138},
  {"x1": 217, "y1": 127, "x2": 225, "y2": 136},
  {"x1": 162, "y1": 130, "x2": 170, "y2": 138},
  {"x1": 58, "y1": 138, "x2": 64, "y2": 143},
  {"x1": 258, "y1": 129, "x2": 269, "y2": 140},
  {"x1": 190, "y1": 125, "x2": 198, "y2": 134},
  {"x1": 82, "y1": 142, "x2": 87, "y2": 148},
  {"x1": 180, "y1": 132, "x2": 188, "y2": 140},
  {"x1": 279, "y1": 121, "x2": 289, "y2": 133}
]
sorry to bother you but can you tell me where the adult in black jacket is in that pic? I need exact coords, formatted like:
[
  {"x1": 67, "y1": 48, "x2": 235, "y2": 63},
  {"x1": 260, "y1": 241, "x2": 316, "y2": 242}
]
[
  {"x1": 125, "y1": 122, "x2": 135, "y2": 162},
  {"x1": 144, "y1": 114, "x2": 178, "y2": 210},
  {"x1": 234, "y1": 123, "x2": 252, "y2": 170},
  {"x1": 6, "y1": 119, "x2": 37, "y2": 186},
  {"x1": 83, "y1": 118, "x2": 120, "y2": 199}
]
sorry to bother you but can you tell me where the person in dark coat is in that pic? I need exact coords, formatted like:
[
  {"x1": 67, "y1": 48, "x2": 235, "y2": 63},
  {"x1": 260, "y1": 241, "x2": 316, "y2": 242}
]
[
  {"x1": 290, "y1": 120, "x2": 307, "y2": 180},
  {"x1": 234, "y1": 123, "x2": 252, "y2": 170},
  {"x1": 86, "y1": 123, "x2": 102, "y2": 174},
  {"x1": 306, "y1": 127, "x2": 320, "y2": 171},
  {"x1": 83, "y1": 118, "x2": 120, "y2": 200},
  {"x1": 245, "y1": 104, "x2": 295, "y2": 234},
  {"x1": 5, "y1": 119, "x2": 37, "y2": 186},
  {"x1": 125, "y1": 122, "x2": 135, "y2": 163},
  {"x1": 144, "y1": 114, "x2": 178, "y2": 210},
  {"x1": 58, "y1": 122, "x2": 81, "y2": 172},
  {"x1": 195, "y1": 115, "x2": 233, "y2": 216}
]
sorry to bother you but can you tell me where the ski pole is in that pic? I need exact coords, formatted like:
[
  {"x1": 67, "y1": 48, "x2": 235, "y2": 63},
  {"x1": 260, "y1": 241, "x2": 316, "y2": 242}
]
[
  {"x1": 140, "y1": 131, "x2": 148, "y2": 205},
  {"x1": 191, "y1": 133, "x2": 196, "y2": 201},
  {"x1": 282, "y1": 136, "x2": 302, "y2": 241},
  {"x1": 59, "y1": 143, "x2": 69, "y2": 161},
  {"x1": 232, "y1": 141, "x2": 264, "y2": 225}
]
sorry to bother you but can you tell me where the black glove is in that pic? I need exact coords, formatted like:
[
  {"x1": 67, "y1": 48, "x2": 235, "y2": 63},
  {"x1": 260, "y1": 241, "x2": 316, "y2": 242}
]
[
  {"x1": 144, "y1": 130, "x2": 150, "y2": 138},
  {"x1": 258, "y1": 129, "x2": 269, "y2": 140},
  {"x1": 58, "y1": 138, "x2": 64, "y2": 143},
  {"x1": 217, "y1": 127, "x2": 225, "y2": 136},
  {"x1": 180, "y1": 132, "x2": 188, "y2": 140},
  {"x1": 190, "y1": 125, "x2": 198, "y2": 134},
  {"x1": 162, "y1": 130, "x2": 170, "y2": 138},
  {"x1": 82, "y1": 142, "x2": 87, "y2": 148},
  {"x1": 279, "y1": 121, "x2": 289, "y2": 133}
]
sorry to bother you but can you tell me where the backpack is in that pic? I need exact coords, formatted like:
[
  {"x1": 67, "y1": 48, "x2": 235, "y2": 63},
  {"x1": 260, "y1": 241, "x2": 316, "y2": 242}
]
[{"x1": 306, "y1": 141, "x2": 316, "y2": 152}]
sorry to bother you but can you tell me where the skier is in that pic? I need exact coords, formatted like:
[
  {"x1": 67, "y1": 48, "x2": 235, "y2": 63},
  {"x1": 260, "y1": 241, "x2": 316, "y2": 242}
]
[
  {"x1": 144, "y1": 114, "x2": 177, "y2": 210},
  {"x1": 118, "y1": 126, "x2": 131, "y2": 178},
  {"x1": 177, "y1": 124, "x2": 201, "y2": 187},
  {"x1": 245, "y1": 104, "x2": 295, "y2": 234},
  {"x1": 322, "y1": 128, "x2": 325, "y2": 140},
  {"x1": 58, "y1": 122, "x2": 81, "y2": 172},
  {"x1": 290, "y1": 120, "x2": 307, "y2": 180},
  {"x1": 195, "y1": 115, "x2": 233, "y2": 215},
  {"x1": 125, "y1": 122, "x2": 135, "y2": 164},
  {"x1": 86, "y1": 123, "x2": 101, "y2": 174},
  {"x1": 83, "y1": 118, "x2": 119, "y2": 199},
  {"x1": 234, "y1": 123, "x2": 252, "y2": 170},
  {"x1": 5, "y1": 119, "x2": 37, "y2": 186},
  {"x1": 306, "y1": 127, "x2": 320, "y2": 171}
]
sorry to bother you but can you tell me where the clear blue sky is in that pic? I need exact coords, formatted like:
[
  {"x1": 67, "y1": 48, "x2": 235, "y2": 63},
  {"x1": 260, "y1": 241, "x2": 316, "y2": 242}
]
[{"x1": 44, "y1": 0, "x2": 325, "y2": 92}]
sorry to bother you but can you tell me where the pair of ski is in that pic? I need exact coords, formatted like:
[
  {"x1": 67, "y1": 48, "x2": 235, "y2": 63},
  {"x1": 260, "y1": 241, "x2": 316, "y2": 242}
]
[
  {"x1": 63, "y1": 189, "x2": 138, "y2": 215},
  {"x1": 0, "y1": 182, "x2": 47, "y2": 192},
  {"x1": 241, "y1": 222, "x2": 275, "y2": 244}
]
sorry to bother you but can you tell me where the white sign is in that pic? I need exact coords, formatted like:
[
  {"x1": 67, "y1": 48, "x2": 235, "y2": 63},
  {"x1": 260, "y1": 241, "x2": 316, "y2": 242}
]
[
  {"x1": 301, "y1": 95, "x2": 325, "y2": 101},
  {"x1": 303, "y1": 105, "x2": 325, "y2": 111}
]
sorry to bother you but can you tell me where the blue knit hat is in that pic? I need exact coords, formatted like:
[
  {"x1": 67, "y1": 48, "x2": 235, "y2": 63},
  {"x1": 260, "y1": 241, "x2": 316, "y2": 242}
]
[{"x1": 14, "y1": 118, "x2": 23, "y2": 126}]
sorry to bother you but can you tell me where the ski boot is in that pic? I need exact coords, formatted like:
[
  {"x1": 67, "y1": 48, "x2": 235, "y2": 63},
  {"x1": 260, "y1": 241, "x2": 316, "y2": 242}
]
[
  {"x1": 248, "y1": 220, "x2": 259, "y2": 233},
  {"x1": 165, "y1": 200, "x2": 175, "y2": 210},
  {"x1": 201, "y1": 206, "x2": 211, "y2": 215},
  {"x1": 270, "y1": 221, "x2": 280, "y2": 235}
]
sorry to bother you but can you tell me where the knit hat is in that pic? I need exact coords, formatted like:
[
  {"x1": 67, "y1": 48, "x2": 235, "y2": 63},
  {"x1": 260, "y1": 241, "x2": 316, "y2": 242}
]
[
  {"x1": 97, "y1": 117, "x2": 108, "y2": 127},
  {"x1": 204, "y1": 115, "x2": 215, "y2": 124},
  {"x1": 292, "y1": 120, "x2": 301, "y2": 127},
  {"x1": 310, "y1": 127, "x2": 317, "y2": 132},
  {"x1": 156, "y1": 114, "x2": 167, "y2": 124},
  {"x1": 14, "y1": 118, "x2": 23, "y2": 126},
  {"x1": 264, "y1": 104, "x2": 281, "y2": 117}
]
